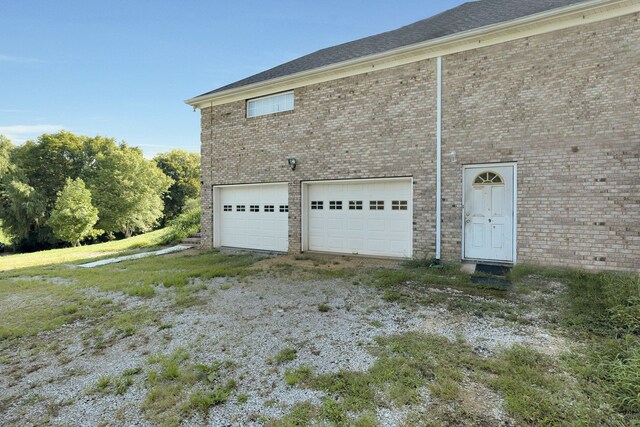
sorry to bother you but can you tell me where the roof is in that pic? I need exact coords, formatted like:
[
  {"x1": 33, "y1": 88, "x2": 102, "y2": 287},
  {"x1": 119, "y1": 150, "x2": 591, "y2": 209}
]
[{"x1": 196, "y1": 0, "x2": 588, "y2": 98}]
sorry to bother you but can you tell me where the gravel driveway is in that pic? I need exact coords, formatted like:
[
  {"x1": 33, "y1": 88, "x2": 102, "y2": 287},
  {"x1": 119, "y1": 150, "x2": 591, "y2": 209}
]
[{"x1": 0, "y1": 254, "x2": 564, "y2": 426}]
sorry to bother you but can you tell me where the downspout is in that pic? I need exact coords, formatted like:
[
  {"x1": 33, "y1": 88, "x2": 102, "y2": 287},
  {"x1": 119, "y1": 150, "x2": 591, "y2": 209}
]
[{"x1": 435, "y1": 56, "x2": 442, "y2": 262}]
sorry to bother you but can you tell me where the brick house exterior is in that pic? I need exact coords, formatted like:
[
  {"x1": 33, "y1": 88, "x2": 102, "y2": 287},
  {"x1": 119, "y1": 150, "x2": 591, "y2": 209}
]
[{"x1": 188, "y1": 0, "x2": 639, "y2": 272}]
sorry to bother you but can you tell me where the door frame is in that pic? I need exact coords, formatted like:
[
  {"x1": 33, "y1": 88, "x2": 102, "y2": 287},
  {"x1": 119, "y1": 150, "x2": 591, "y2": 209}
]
[
  {"x1": 461, "y1": 162, "x2": 517, "y2": 264},
  {"x1": 300, "y1": 176, "x2": 414, "y2": 256},
  {"x1": 212, "y1": 182, "x2": 289, "y2": 249}
]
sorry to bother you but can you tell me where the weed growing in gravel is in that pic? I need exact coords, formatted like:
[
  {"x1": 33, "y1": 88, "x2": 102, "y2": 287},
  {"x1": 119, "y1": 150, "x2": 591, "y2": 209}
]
[
  {"x1": 273, "y1": 348, "x2": 297, "y2": 365},
  {"x1": 279, "y1": 329, "x2": 638, "y2": 426},
  {"x1": 110, "y1": 308, "x2": 160, "y2": 337},
  {"x1": 266, "y1": 401, "x2": 322, "y2": 427},
  {"x1": 143, "y1": 348, "x2": 238, "y2": 426},
  {"x1": 93, "y1": 367, "x2": 141, "y2": 395},
  {"x1": 283, "y1": 366, "x2": 313, "y2": 386},
  {"x1": 317, "y1": 303, "x2": 330, "y2": 312}
]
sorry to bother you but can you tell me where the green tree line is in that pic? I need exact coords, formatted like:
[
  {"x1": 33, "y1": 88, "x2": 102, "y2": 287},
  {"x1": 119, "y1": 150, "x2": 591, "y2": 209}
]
[{"x1": 0, "y1": 131, "x2": 200, "y2": 249}]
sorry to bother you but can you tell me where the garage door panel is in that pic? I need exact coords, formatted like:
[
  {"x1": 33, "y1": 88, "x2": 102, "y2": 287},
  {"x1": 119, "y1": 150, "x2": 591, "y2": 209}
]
[
  {"x1": 218, "y1": 184, "x2": 288, "y2": 252},
  {"x1": 307, "y1": 179, "x2": 412, "y2": 257}
]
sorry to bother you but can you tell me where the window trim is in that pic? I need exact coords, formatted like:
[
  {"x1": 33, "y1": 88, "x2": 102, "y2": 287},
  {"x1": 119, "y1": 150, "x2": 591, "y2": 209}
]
[{"x1": 246, "y1": 91, "x2": 294, "y2": 118}]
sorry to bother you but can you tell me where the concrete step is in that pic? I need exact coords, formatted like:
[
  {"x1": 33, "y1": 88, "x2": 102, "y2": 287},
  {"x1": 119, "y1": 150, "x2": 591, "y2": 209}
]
[{"x1": 181, "y1": 237, "x2": 201, "y2": 246}]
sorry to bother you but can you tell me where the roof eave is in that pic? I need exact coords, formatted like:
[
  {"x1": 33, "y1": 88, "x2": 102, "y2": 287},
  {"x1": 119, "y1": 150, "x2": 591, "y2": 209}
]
[{"x1": 185, "y1": 0, "x2": 634, "y2": 109}]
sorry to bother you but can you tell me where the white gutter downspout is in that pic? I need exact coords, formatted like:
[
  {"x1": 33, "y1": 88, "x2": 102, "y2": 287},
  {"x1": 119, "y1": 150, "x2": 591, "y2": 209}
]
[{"x1": 435, "y1": 56, "x2": 442, "y2": 261}]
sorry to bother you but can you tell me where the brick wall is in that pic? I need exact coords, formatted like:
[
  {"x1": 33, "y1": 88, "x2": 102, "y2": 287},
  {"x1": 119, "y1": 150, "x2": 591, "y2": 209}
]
[
  {"x1": 441, "y1": 12, "x2": 640, "y2": 271},
  {"x1": 200, "y1": 12, "x2": 639, "y2": 272}
]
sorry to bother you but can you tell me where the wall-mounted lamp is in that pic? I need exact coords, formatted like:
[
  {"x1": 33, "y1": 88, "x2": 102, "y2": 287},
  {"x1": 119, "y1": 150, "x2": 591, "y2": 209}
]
[
  {"x1": 450, "y1": 150, "x2": 457, "y2": 164},
  {"x1": 287, "y1": 158, "x2": 297, "y2": 171}
]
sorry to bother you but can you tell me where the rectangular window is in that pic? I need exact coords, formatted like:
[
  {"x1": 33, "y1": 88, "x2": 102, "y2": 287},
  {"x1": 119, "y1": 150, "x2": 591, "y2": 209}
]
[
  {"x1": 264, "y1": 205, "x2": 275, "y2": 212},
  {"x1": 236, "y1": 205, "x2": 246, "y2": 212},
  {"x1": 247, "y1": 92, "x2": 294, "y2": 118},
  {"x1": 392, "y1": 200, "x2": 408, "y2": 211},
  {"x1": 370, "y1": 201, "x2": 384, "y2": 210},
  {"x1": 279, "y1": 205, "x2": 289, "y2": 212},
  {"x1": 311, "y1": 201, "x2": 323, "y2": 210},
  {"x1": 329, "y1": 201, "x2": 343, "y2": 210},
  {"x1": 250, "y1": 205, "x2": 259, "y2": 212},
  {"x1": 223, "y1": 205, "x2": 232, "y2": 212},
  {"x1": 349, "y1": 201, "x2": 363, "y2": 210}
]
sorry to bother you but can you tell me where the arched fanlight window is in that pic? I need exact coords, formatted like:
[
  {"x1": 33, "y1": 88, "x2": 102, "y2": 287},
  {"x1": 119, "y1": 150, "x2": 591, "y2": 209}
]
[{"x1": 474, "y1": 171, "x2": 504, "y2": 185}]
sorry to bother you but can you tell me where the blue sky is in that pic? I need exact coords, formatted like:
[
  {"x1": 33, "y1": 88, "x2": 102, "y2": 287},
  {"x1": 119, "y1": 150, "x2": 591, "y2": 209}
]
[{"x1": 0, "y1": 0, "x2": 465, "y2": 157}]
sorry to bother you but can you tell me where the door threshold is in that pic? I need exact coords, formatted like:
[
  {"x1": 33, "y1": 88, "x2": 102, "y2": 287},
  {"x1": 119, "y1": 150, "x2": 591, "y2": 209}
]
[{"x1": 462, "y1": 259, "x2": 513, "y2": 267}]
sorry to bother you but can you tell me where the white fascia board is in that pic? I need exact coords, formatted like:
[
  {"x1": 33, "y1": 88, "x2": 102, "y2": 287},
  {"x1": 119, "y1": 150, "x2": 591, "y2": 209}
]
[{"x1": 185, "y1": 0, "x2": 639, "y2": 109}]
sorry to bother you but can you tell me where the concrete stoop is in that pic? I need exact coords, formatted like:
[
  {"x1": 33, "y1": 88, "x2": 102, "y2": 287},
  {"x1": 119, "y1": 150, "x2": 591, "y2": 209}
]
[{"x1": 462, "y1": 262, "x2": 513, "y2": 289}]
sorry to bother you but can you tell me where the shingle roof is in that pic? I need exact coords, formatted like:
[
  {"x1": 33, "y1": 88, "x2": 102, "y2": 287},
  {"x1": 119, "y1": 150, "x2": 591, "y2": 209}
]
[{"x1": 198, "y1": 0, "x2": 588, "y2": 97}]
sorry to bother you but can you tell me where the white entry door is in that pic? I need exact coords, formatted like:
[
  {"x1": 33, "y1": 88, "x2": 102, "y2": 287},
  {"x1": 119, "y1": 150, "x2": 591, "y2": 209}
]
[
  {"x1": 305, "y1": 179, "x2": 412, "y2": 257},
  {"x1": 463, "y1": 164, "x2": 515, "y2": 262},
  {"x1": 217, "y1": 183, "x2": 288, "y2": 252}
]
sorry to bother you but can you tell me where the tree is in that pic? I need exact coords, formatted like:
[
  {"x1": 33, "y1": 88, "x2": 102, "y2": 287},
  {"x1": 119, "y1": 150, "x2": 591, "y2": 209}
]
[
  {"x1": 153, "y1": 149, "x2": 200, "y2": 225},
  {"x1": 47, "y1": 178, "x2": 100, "y2": 246},
  {"x1": 0, "y1": 135, "x2": 13, "y2": 178},
  {"x1": 12, "y1": 131, "x2": 85, "y2": 211},
  {"x1": 89, "y1": 145, "x2": 173, "y2": 237},
  {"x1": 0, "y1": 179, "x2": 46, "y2": 242}
]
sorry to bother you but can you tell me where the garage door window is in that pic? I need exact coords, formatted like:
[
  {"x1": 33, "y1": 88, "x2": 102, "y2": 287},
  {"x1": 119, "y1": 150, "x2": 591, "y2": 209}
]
[
  {"x1": 279, "y1": 205, "x2": 289, "y2": 212},
  {"x1": 329, "y1": 201, "x2": 343, "y2": 210},
  {"x1": 311, "y1": 201, "x2": 323, "y2": 210},
  {"x1": 237, "y1": 205, "x2": 246, "y2": 212},
  {"x1": 223, "y1": 205, "x2": 232, "y2": 212},
  {"x1": 370, "y1": 201, "x2": 384, "y2": 210},
  {"x1": 392, "y1": 201, "x2": 408, "y2": 211},
  {"x1": 349, "y1": 201, "x2": 363, "y2": 210},
  {"x1": 264, "y1": 205, "x2": 275, "y2": 212},
  {"x1": 250, "y1": 205, "x2": 259, "y2": 212}
]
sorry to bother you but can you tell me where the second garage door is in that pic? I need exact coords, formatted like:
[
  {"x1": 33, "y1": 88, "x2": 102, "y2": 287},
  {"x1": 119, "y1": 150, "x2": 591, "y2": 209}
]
[
  {"x1": 305, "y1": 179, "x2": 412, "y2": 257},
  {"x1": 217, "y1": 183, "x2": 288, "y2": 252}
]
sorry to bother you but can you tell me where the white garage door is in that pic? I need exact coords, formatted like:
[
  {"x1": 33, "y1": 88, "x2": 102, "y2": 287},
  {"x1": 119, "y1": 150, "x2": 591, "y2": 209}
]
[
  {"x1": 218, "y1": 184, "x2": 288, "y2": 252},
  {"x1": 306, "y1": 179, "x2": 412, "y2": 257}
]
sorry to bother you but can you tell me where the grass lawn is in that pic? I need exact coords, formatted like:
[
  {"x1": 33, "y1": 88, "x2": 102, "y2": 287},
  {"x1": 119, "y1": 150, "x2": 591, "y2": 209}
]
[
  {"x1": 0, "y1": 250, "x2": 637, "y2": 426},
  {"x1": 0, "y1": 228, "x2": 174, "y2": 272}
]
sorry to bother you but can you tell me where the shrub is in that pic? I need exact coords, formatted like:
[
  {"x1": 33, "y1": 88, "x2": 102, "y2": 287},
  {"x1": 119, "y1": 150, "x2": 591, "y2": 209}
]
[{"x1": 162, "y1": 198, "x2": 200, "y2": 244}]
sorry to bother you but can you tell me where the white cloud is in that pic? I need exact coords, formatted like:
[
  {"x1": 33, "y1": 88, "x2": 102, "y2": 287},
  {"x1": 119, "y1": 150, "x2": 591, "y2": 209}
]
[
  {"x1": 0, "y1": 54, "x2": 42, "y2": 64},
  {"x1": 0, "y1": 124, "x2": 65, "y2": 144}
]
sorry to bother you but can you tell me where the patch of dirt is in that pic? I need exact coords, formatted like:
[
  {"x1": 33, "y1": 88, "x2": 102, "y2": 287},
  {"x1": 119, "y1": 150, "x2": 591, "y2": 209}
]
[
  {"x1": 253, "y1": 253, "x2": 399, "y2": 270},
  {"x1": 416, "y1": 305, "x2": 567, "y2": 357},
  {"x1": 160, "y1": 248, "x2": 203, "y2": 258},
  {"x1": 459, "y1": 380, "x2": 514, "y2": 425}
]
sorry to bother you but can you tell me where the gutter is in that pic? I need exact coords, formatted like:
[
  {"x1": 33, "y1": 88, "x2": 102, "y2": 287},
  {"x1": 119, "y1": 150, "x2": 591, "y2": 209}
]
[
  {"x1": 185, "y1": 0, "x2": 629, "y2": 108},
  {"x1": 435, "y1": 56, "x2": 442, "y2": 261}
]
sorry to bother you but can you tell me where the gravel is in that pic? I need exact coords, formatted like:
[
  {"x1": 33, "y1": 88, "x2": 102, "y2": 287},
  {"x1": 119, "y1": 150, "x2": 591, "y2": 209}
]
[{"x1": 0, "y1": 270, "x2": 564, "y2": 426}]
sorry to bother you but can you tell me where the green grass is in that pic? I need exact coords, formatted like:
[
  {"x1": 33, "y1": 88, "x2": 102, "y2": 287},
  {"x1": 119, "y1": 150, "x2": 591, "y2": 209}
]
[
  {"x1": 280, "y1": 333, "x2": 475, "y2": 425},
  {"x1": 0, "y1": 279, "x2": 114, "y2": 340},
  {"x1": 143, "y1": 348, "x2": 237, "y2": 427},
  {"x1": 510, "y1": 266, "x2": 640, "y2": 423},
  {"x1": 0, "y1": 250, "x2": 260, "y2": 341},
  {"x1": 0, "y1": 228, "x2": 174, "y2": 271}
]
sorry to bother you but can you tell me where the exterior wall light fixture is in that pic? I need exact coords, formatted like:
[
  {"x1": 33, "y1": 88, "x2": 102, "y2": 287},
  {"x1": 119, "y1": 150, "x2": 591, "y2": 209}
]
[
  {"x1": 450, "y1": 150, "x2": 457, "y2": 164},
  {"x1": 288, "y1": 158, "x2": 297, "y2": 171}
]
